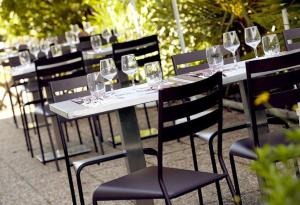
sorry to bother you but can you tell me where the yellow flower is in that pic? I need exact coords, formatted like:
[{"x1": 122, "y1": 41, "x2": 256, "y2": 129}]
[
  {"x1": 255, "y1": 92, "x2": 270, "y2": 106},
  {"x1": 292, "y1": 104, "x2": 299, "y2": 111}
]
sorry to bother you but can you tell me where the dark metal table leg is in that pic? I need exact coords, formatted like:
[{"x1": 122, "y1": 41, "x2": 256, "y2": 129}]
[{"x1": 117, "y1": 106, "x2": 154, "y2": 205}]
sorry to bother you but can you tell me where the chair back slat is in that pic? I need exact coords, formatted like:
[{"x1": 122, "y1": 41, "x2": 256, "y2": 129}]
[
  {"x1": 172, "y1": 47, "x2": 239, "y2": 75},
  {"x1": 50, "y1": 75, "x2": 89, "y2": 103},
  {"x1": 283, "y1": 27, "x2": 300, "y2": 50},
  {"x1": 251, "y1": 67, "x2": 300, "y2": 95},
  {"x1": 161, "y1": 109, "x2": 219, "y2": 142},
  {"x1": 246, "y1": 51, "x2": 300, "y2": 74},
  {"x1": 265, "y1": 89, "x2": 300, "y2": 110},
  {"x1": 161, "y1": 90, "x2": 219, "y2": 122},
  {"x1": 160, "y1": 72, "x2": 220, "y2": 102},
  {"x1": 158, "y1": 72, "x2": 222, "y2": 142}
]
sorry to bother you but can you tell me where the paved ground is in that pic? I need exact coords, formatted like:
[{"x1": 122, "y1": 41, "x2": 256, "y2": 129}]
[{"x1": 0, "y1": 105, "x2": 265, "y2": 205}]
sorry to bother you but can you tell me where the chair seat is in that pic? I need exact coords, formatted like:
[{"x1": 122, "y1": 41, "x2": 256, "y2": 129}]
[
  {"x1": 93, "y1": 166, "x2": 226, "y2": 201},
  {"x1": 229, "y1": 131, "x2": 290, "y2": 160},
  {"x1": 34, "y1": 104, "x2": 55, "y2": 117}
]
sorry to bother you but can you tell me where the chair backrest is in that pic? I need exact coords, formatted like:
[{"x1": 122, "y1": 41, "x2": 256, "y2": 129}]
[
  {"x1": 112, "y1": 35, "x2": 162, "y2": 85},
  {"x1": 283, "y1": 27, "x2": 300, "y2": 51},
  {"x1": 8, "y1": 56, "x2": 21, "y2": 67},
  {"x1": 50, "y1": 75, "x2": 89, "y2": 103},
  {"x1": 171, "y1": 47, "x2": 239, "y2": 75},
  {"x1": 35, "y1": 51, "x2": 86, "y2": 102},
  {"x1": 157, "y1": 72, "x2": 223, "y2": 170},
  {"x1": 246, "y1": 51, "x2": 300, "y2": 146}
]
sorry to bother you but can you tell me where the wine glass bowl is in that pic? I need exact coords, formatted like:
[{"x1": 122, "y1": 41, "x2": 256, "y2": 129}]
[
  {"x1": 245, "y1": 26, "x2": 261, "y2": 58},
  {"x1": 100, "y1": 58, "x2": 117, "y2": 93},
  {"x1": 19, "y1": 50, "x2": 31, "y2": 67},
  {"x1": 51, "y1": 44, "x2": 63, "y2": 57},
  {"x1": 144, "y1": 61, "x2": 162, "y2": 86},
  {"x1": 206, "y1": 45, "x2": 224, "y2": 74},
  {"x1": 102, "y1": 29, "x2": 112, "y2": 44},
  {"x1": 121, "y1": 54, "x2": 138, "y2": 88},
  {"x1": 223, "y1": 31, "x2": 240, "y2": 67},
  {"x1": 91, "y1": 35, "x2": 102, "y2": 53},
  {"x1": 39, "y1": 39, "x2": 50, "y2": 58},
  {"x1": 87, "y1": 72, "x2": 105, "y2": 103},
  {"x1": 262, "y1": 34, "x2": 280, "y2": 57}
]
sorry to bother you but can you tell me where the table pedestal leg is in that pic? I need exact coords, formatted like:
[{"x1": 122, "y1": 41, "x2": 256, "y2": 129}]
[{"x1": 117, "y1": 107, "x2": 154, "y2": 205}]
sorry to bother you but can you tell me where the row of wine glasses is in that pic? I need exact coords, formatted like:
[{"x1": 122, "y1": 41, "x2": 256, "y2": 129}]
[
  {"x1": 86, "y1": 55, "x2": 162, "y2": 103},
  {"x1": 223, "y1": 26, "x2": 280, "y2": 61},
  {"x1": 206, "y1": 26, "x2": 281, "y2": 74}
]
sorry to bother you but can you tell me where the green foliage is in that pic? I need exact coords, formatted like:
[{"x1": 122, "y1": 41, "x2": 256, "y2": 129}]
[{"x1": 252, "y1": 129, "x2": 300, "y2": 205}]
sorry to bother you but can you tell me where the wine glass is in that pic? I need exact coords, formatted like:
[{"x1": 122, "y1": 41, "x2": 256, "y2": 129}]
[
  {"x1": 121, "y1": 54, "x2": 138, "y2": 88},
  {"x1": 29, "y1": 40, "x2": 40, "y2": 60},
  {"x1": 102, "y1": 29, "x2": 112, "y2": 44},
  {"x1": 83, "y1": 21, "x2": 93, "y2": 35},
  {"x1": 100, "y1": 58, "x2": 117, "y2": 94},
  {"x1": 87, "y1": 72, "x2": 105, "y2": 103},
  {"x1": 206, "y1": 45, "x2": 224, "y2": 75},
  {"x1": 40, "y1": 39, "x2": 50, "y2": 58},
  {"x1": 262, "y1": 34, "x2": 280, "y2": 57},
  {"x1": 245, "y1": 26, "x2": 261, "y2": 58},
  {"x1": 50, "y1": 44, "x2": 63, "y2": 57},
  {"x1": 65, "y1": 31, "x2": 77, "y2": 52},
  {"x1": 223, "y1": 31, "x2": 240, "y2": 68},
  {"x1": 91, "y1": 35, "x2": 102, "y2": 53},
  {"x1": 19, "y1": 50, "x2": 31, "y2": 68},
  {"x1": 144, "y1": 61, "x2": 162, "y2": 86},
  {"x1": 70, "y1": 24, "x2": 80, "y2": 44}
]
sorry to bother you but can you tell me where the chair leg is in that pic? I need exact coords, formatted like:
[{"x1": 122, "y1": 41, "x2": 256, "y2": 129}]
[
  {"x1": 189, "y1": 135, "x2": 204, "y2": 205},
  {"x1": 107, "y1": 113, "x2": 116, "y2": 148},
  {"x1": 76, "y1": 169, "x2": 85, "y2": 205},
  {"x1": 75, "y1": 120, "x2": 83, "y2": 144},
  {"x1": 34, "y1": 114, "x2": 45, "y2": 164},
  {"x1": 63, "y1": 122, "x2": 70, "y2": 142},
  {"x1": 23, "y1": 105, "x2": 34, "y2": 158},
  {"x1": 43, "y1": 114, "x2": 60, "y2": 171},
  {"x1": 88, "y1": 117, "x2": 98, "y2": 152},
  {"x1": 7, "y1": 85, "x2": 18, "y2": 128},
  {"x1": 16, "y1": 87, "x2": 30, "y2": 151},
  {"x1": 208, "y1": 140, "x2": 223, "y2": 205},
  {"x1": 230, "y1": 154, "x2": 242, "y2": 205}
]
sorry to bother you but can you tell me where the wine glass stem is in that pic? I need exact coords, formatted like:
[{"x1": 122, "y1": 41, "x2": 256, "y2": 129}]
[
  {"x1": 233, "y1": 53, "x2": 238, "y2": 68},
  {"x1": 254, "y1": 48, "x2": 259, "y2": 58},
  {"x1": 131, "y1": 78, "x2": 135, "y2": 88}
]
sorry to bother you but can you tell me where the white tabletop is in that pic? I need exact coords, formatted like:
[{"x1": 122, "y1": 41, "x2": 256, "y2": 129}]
[
  {"x1": 50, "y1": 84, "x2": 160, "y2": 119},
  {"x1": 50, "y1": 49, "x2": 300, "y2": 120}
]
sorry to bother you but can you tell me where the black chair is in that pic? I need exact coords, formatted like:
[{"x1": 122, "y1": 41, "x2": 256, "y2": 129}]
[
  {"x1": 50, "y1": 75, "x2": 100, "y2": 153},
  {"x1": 28, "y1": 52, "x2": 87, "y2": 170},
  {"x1": 8, "y1": 55, "x2": 38, "y2": 155},
  {"x1": 112, "y1": 35, "x2": 162, "y2": 85},
  {"x1": 92, "y1": 72, "x2": 237, "y2": 205},
  {"x1": 111, "y1": 35, "x2": 162, "y2": 147},
  {"x1": 283, "y1": 27, "x2": 300, "y2": 51},
  {"x1": 229, "y1": 51, "x2": 300, "y2": 204}
]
